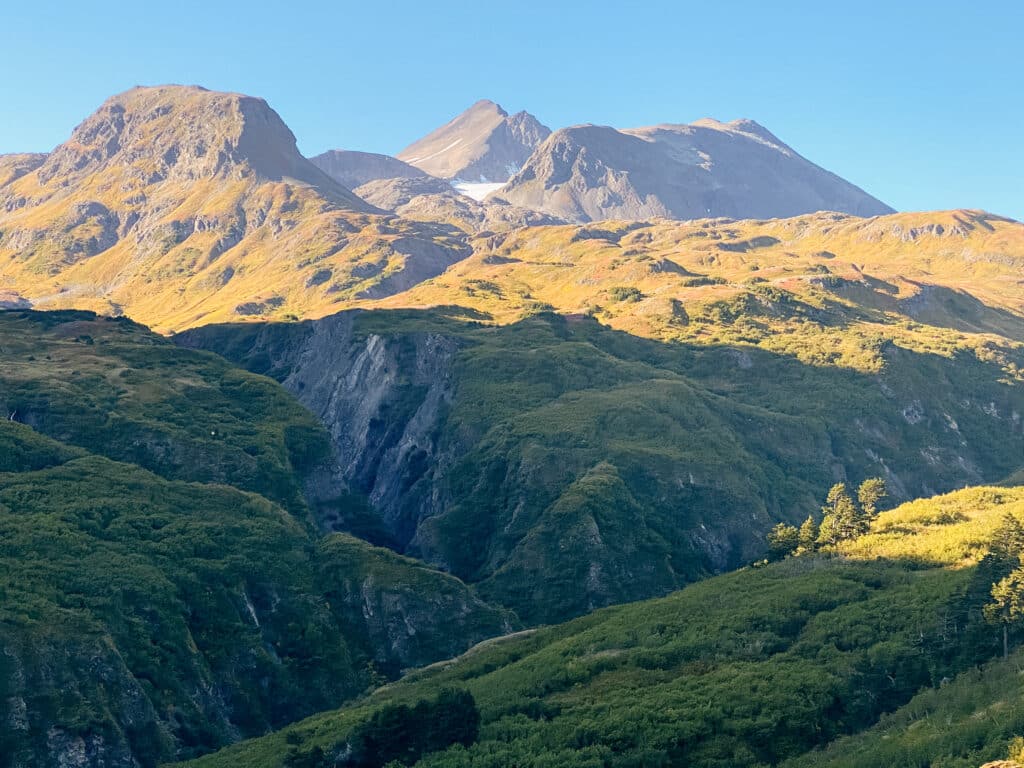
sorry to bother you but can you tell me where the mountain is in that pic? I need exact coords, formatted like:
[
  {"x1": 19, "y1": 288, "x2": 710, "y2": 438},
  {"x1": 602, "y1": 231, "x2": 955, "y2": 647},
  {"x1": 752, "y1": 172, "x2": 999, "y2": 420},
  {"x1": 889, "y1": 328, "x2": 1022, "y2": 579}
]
[
  {"x1": 397, "y1": 99, "x2": 551, "y2": 190},
  {"x1": 0, "y1": 309, "x2": 512, "y2": 768},
  {"x1": 308, "y1": 149, "x2": 429, "y2": 189},
  {"x1": 494, "y1": 118, "x2": 895, "y2": 222},
  {"x1": 178, "y1": 484, "x2": 1024, "y2": 768},
  {"x1": 0, "y1": 85, "x2": 471, "y2": 332},
  {"x1": 384, "y1": 209, "x2": 1024, "y2": 346}
]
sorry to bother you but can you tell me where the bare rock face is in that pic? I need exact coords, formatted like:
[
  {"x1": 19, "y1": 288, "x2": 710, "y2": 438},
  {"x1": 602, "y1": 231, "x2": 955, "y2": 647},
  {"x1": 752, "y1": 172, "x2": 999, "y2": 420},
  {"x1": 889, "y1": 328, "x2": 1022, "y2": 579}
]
[
  {"x1": 496, "y1": 118, "x2": 894, "y2": 222},
  {"x1": 309, "y1": 149, "x2": 429, "y2": 190},
  {"x1": 397, "y1": 99, "x2": 551, "y2": 183}
]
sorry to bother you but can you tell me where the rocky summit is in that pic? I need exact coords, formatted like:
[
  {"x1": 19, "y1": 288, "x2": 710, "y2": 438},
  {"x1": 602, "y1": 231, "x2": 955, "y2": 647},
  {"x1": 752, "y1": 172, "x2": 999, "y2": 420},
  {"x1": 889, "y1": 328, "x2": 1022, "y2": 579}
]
[{"x1": 397, "y1": 99, "x2": 551, "y2": 184}]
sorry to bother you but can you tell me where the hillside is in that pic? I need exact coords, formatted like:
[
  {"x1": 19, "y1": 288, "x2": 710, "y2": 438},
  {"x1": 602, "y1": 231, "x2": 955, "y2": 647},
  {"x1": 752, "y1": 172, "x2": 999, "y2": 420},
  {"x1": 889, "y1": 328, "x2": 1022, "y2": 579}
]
[
  {"x1": 0, "y1": 310, "x2": 512, "y2": 768},
  {"x1": 179, "y1": 305, "x2": 1024, "y2": 624},
  {"x1": 177, "y1": 485, "x2": 1024, "y2": 768},
  {"x1": 397, "y1": 100, "x2": 550, "y2": 188},
  {"x1": 494, "y1": 119, "x2": 894, "y2": 221},
  {"x1": 309, "y1": 150, "x2": 429, "y2": 190},
  {"x1": 0, "y1": 86, "x2": 471, "y2": 332},
  {"x1": 379, "y1": 210, "x2": 1024, "y2": 357}
]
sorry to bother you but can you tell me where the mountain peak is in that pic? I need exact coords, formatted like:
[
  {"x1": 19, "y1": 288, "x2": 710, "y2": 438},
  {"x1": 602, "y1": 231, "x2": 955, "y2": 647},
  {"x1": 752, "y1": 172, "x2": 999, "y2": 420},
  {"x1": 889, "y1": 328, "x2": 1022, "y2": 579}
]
[
  {"x1": 35, "y1": 85, "x2": 338, "y2": 190},
  {"x1": 398, "y1": 100, "x2": 551, "y2": 183}
]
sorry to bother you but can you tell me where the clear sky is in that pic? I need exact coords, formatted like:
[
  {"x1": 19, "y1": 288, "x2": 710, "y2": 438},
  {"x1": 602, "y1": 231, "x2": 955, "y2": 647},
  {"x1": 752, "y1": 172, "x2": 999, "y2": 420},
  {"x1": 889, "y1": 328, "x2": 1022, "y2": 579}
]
[{"x1": 2, "y1": 0, "x2": 1021, "y2": 219}]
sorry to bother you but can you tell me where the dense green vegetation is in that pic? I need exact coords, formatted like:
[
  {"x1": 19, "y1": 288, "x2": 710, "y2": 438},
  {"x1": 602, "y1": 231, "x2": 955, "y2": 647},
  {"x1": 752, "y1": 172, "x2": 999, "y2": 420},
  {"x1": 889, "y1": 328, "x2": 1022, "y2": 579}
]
[
  {"x1": 188, "y1": 308, "x2": 1024, "y2": 624},
  {"x1": 0, "y1": 311, "x2": 510, "y2": 768},
  {"x1": 0, "y1": 310, "x2": 330, "y2": 512},
  {"x1": 181, "y1": 486, "x2": 1024, "y2": 768}
]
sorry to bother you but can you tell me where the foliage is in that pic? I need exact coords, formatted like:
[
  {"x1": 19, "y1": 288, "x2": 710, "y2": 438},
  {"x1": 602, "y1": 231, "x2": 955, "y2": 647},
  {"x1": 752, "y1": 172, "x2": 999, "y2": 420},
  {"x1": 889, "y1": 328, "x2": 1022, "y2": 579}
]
[
  {"x1": 195, "y1": 309, "x2": 1024, "y2": 624},
  {"x1": 179, "y1": 485, "x2": 1024, "y2": 768},
  {"x1": 766, "y1": 522, "x2": 799, "y2": 559},
  {"x1": 0, "y1": 312, "x2": 510, "y2": 768}
]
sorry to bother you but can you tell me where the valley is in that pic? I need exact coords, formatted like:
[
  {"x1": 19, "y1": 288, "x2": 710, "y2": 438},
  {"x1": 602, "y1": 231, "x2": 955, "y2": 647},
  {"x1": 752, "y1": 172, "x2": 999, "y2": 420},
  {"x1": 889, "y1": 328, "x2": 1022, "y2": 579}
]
[{"x1": 0, "y1": 79, "x2": 1022, "y2": 768}]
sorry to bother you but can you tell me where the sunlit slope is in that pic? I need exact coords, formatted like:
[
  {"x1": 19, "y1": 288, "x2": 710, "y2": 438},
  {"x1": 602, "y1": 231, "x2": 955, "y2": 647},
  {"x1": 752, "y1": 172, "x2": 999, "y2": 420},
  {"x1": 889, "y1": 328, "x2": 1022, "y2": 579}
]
[
  {"x1": 178, "y1": 485, "x2": 1024, "y2": 768},
  {"x1": 0, "y1": 86, "x2": 470, "y2": 332},
  {"x1": 378, "y1": 209, "x2": 1024, "y2": 363}
]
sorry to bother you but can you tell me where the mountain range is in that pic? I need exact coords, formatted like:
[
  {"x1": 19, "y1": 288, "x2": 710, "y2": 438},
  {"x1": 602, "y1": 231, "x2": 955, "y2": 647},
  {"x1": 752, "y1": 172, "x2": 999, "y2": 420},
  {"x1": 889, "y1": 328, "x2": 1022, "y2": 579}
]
[{"x1": 2, "y1": 83, "x2": 1024, "y2": 768}]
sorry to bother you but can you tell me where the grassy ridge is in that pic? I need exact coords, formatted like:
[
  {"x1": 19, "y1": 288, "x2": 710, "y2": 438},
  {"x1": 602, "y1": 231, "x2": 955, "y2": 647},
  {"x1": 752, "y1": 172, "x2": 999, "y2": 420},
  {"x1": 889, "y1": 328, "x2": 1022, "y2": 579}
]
[{"x1": 178, "y1": 486, "x2": 1024, "y2": 768}]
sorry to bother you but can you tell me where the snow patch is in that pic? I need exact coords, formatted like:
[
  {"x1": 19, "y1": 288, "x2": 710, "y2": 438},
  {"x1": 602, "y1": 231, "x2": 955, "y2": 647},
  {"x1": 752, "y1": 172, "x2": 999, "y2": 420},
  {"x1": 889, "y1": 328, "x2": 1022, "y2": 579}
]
[
  {"x1": 453, "y1": 181, "x2": 505, "y2": 201},
  {"x1": 405, "y1": 138, "x2": 463, "y2": 164}
]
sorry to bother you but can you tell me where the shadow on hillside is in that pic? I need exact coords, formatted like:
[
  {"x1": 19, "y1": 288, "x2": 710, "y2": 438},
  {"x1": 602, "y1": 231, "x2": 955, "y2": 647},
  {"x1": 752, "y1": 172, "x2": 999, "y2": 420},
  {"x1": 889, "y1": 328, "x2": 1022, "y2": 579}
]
[{"x1": 175, "y1": 306, "x2": 1024, "y2": 623}]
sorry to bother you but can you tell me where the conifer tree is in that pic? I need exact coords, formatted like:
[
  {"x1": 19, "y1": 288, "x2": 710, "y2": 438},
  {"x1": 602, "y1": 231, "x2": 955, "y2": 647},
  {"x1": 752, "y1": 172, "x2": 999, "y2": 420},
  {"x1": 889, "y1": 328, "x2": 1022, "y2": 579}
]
[
  {"x1": 798, "y1": 515, "x2": 819, "y2": 552},
  {"x1": 766, "y1": 523, "x2": 799, "y2": 560},
  {"x1": 857, "y1": 477, "x2": 888, "y2": 519},
  {"x1": 818, "y1": 483, "x2": 859, "y2": 546},
  {"x1": 985, "y1": 562, "x2": 1024, "y2": 659}
]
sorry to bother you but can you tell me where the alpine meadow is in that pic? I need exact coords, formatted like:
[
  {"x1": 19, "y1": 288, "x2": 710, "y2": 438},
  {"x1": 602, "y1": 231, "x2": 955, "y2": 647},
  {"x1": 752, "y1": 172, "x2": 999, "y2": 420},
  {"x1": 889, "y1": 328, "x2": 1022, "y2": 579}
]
[{"x1": 1, "y1": 4, "x2": 1023, "y2": 767}]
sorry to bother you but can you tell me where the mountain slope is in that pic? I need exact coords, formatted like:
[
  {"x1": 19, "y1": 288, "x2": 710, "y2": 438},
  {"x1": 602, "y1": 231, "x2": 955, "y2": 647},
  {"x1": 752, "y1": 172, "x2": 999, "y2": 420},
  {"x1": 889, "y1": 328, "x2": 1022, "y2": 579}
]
[
  {"x1": 397, "y1": 100, "x2": 550, "y2": 184},
  {"x1": 495, "y1": 118, "x2": 894, "y2": 221},
  {"x1": 0, "y1": 310, "x2": 513, "y2": 768},
  {"x1": 0, "y1": 86, "x2": 471, "y2": 332},
  {"x1": 353, "y1": 175, "x2": 565, "y2": 232},
  {"x1": 178, "y1": 306, "x2": 1024, "y2": 624},
  {"x1": 178, "y1": 485, "x2": 1024, "y2": 768},
  {"x1": 309, "y1": 149, "x2": 429, "y2": 190}
]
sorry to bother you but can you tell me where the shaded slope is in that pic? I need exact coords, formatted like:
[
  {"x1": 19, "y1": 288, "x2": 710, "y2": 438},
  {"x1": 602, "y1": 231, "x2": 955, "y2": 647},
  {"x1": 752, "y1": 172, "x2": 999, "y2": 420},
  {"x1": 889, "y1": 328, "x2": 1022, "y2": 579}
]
[
  {"x1": 309, "y1": 149, "x2": 429, "y2": 190},
  {"x1": 179, "y1": 308, "x2": 1024, "y2": 624},
  {"x1": 0, "y1": 310, "x2": 513, "y2": 768}
]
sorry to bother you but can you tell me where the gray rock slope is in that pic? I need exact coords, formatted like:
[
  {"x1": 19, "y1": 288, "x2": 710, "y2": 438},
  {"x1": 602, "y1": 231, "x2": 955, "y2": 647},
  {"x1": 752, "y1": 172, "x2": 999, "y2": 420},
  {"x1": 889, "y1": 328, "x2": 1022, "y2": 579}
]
[
  {"x1": 309, "y1": 149, "x2": 429, "y2": 189},
  {"x1": 397, "y1": 99, "x2": 551, "y2": 182},
  {"x1": 495, "y1": 118, "x2": 894, "y2": 222}
]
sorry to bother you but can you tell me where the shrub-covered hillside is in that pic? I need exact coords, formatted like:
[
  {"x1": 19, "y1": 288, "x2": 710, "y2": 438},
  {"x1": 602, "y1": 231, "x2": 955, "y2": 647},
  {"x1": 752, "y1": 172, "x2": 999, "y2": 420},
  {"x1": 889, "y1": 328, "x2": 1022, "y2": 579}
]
[
  {"x1": 0, "y1": 311, "x2": 512, "y2": 768},
  {"x1": 179, "y1": 485, "x2": 1024, "y2": 768},
  {"x1": 182, "y1": 308, "x2": 1024, "y2": 624}
]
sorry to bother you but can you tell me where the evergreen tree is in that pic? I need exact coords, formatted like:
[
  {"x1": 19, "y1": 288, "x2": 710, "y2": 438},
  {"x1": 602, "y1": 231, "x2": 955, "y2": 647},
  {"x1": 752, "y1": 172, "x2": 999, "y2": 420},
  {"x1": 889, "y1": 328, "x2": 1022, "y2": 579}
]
[
  {"x1": 798, "y1": 515, "x2": 819, "y2": 552},
  {"x1": 766, "y1": 523, "x2": 799, "y2": 560},
  {"x1": 990, "y1": 513, "x2": 1024, "y2": 567},
  {"x1": 985, "y1": 562, "x2": 1024, "y2": 659},
  {"x1": 818, "y1": 483, "x2": 860, "y2": 546},
  {"x1": 856, "y1": 477, "x2": 888, "y2": 519}
]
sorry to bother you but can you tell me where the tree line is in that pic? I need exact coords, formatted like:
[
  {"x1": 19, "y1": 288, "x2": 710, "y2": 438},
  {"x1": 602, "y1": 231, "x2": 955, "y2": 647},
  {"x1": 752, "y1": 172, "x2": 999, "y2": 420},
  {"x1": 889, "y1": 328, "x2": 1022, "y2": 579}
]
[{"x1": 765, "y1": 477, "x2": 888, "y2": 559}]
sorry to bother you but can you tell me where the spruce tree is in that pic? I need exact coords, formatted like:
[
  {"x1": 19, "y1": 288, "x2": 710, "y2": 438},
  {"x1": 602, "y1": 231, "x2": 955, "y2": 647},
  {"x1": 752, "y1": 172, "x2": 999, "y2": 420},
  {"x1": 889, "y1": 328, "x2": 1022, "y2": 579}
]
[
  {"x1": 857, "y1": 477, "x2": 887, "y2": 519},
  {"x1": 798, "y1": 515, "x2": 819, "y2": 552},
  {"x1": 766, "y1": 523, "x2": 799, "y2": 560}
]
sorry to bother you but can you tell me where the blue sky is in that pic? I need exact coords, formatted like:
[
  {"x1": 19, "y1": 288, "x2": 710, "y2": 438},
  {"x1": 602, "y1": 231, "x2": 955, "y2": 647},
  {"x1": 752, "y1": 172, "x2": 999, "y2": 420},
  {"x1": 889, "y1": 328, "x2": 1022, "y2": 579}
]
[{"x1": 2, "y1": 0, "x2": 1021, "y2": 218}]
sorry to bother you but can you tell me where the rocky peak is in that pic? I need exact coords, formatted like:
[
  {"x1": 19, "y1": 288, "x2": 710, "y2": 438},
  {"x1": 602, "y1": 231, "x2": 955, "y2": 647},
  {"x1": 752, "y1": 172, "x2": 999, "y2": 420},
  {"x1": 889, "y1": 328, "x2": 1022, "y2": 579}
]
[
  {"x1": 30, "y1": 85, "x2": 370, "y2": 208},
  {"x1": 398, "y1": 99, "x2": 551, "y2": 182}
]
